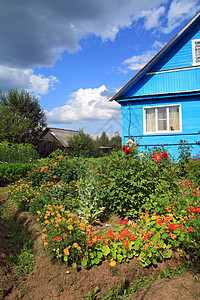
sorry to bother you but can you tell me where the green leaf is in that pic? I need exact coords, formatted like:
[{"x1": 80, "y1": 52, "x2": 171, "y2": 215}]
[
  {"x1": 92, "y1": 258, "x2": 100, "y2": 265},
  {"x1": 102, "y1": 245, "x2": 110, "y2": 256},
  {"x1": 152, "y1": 259, "x2": 157, "y2": 265},
  {"x1": 81, "y1": 258, "x2": 88, "y2": 267},
  {"x1": 117, "y1": 254, "x2": 123, "y2": 262},
  {"x1": 166, "y1": 249, "x2": 172, "y2": 259},
  {"x1": 72, "y1": 262, "x2": 77, "y2": 269},
  {"x1": 162, "y1": 233, "x2": 168, "y2": 239}
]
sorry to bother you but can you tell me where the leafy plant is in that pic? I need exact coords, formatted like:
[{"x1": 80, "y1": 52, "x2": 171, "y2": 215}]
[{"x1": 78, "y1": 168, "x2": 105, "y2": 223}]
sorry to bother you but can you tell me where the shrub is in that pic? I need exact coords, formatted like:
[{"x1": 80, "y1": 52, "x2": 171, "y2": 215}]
[
  {"x1": 0, "y1": 163, "x2": 34, "y2": 186},
  {"x1": 0, "y1": 141, "x2": 39, "y2": 163}
]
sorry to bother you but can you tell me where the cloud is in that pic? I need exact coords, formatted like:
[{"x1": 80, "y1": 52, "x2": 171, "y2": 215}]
[
  {"x1": 0, "y1": 0, "x2": 167, "y2": 71},
  {"x1": 45, "y1": 85, "x2": 120, "y2": 124},
  {"x1": 1, "y1": 0, "x2": 199, "y2": 94},
  {"x1": 0, "y1": 66, "x2": 58, "y2": 95},
  {"x1": 163, "y1": 0, "x2": 200, "y2": 34},
  {"x1": 141, "y1": 6, "x2": 166, "y2": 31},
  {"x1": 122, "y1": 50, "x2": 158, "y2": 71}
]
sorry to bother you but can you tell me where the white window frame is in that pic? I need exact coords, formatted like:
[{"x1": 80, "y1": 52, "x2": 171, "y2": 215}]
[
  {"x1": 143, "y1": 104, "x2": 182, "y2": 134},
  {"x1": 192, "y1": 39, "x2": 200, "y2": 66}
]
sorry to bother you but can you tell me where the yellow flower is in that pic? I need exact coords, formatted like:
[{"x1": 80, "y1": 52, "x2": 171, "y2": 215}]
[{"x1": 110, "y1": 260, "x2": 116, "y2": 267}]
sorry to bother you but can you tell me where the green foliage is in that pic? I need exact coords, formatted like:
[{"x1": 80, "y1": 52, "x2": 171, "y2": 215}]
[
  {"x1": 177, "y1": 140, "x2": 193, "y2": 177},
  {"x1": 68, "y1": 130, "x2": 99, "y2": 158},
  {"x1": 0, "y1": 141, "x2": 39, "y2": 163},
  {"x1": 7, "y1": 142, "x2": 200, "y2": 270},
  {"x1": 0, "y1": 163, "x2": 34, "y2": 185},
  {"x1": 0, "y1": 196, "x2": 35, "y2": 280},
  {"x1": 109, "y1": 134, "x2": 122, "y2": 151},
  {"x1": 97, "y1": 131, "x2": 110, "y2": 147},
  {"x1": 186, "y1": 152, "x2": 200, "y2": 185},
  {"x1": 0, "y1": 89, "x2": 46, "y2": 145},
  {"x1": 98, "y1": 145, "x2": 179, "y2": 218},
  {"x1": 78, "y1": 167, "x2": 105, "y2": 223}
]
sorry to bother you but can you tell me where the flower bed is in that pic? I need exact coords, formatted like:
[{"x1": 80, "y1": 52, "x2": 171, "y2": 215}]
[{"x1": 8, "y1": 142, "x2": 200, "y2": 269}]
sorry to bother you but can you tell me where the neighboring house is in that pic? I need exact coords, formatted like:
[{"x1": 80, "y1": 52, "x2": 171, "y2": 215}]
[
  {"x1": 110, "y1": 12, "x2": 200, "y2": 159},
  {"x1": 42, "y1": 127, "x2": 79, "y2": 148}
]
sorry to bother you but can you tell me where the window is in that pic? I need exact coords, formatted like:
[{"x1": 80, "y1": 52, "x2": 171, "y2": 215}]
[
  {"x1": 192, "y1": 39, "x2": 200, "y2": 65},
  {"x1": 144, "y1": 105, "x2": 181, "y2": 134}
]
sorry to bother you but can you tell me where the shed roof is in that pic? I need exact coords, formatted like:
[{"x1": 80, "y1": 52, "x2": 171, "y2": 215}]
[
  {"x1": 109, "y1": 11, "x2": 200, "y2": 102},
  {"x1": 43, "y1": 127, "x2": 79, "y2": 147}
]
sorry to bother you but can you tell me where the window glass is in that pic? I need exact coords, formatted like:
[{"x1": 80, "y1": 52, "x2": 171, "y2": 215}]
[
  {"x1": 169, "y1": 106, "x2": 180, "y2": 131},
  {"x1": 157, "y1": 107, "x2": 167, "y2": 131},
  {"x1": 146, "y1": 108, "x2": 155, "y2": 132},
  {"x1": 195, "y1": 41, "x2": 200, "y2": 63},
  {"x1": 144, "y1": 105, "x2": 181, "y2": 133}
]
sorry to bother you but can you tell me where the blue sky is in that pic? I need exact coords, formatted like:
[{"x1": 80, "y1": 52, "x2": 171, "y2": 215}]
[{"x1": 1, "y1": 0, "x2": 200, "y2": 137}]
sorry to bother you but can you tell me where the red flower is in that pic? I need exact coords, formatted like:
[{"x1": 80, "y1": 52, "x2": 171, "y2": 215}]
[
  {"x1": 188, "y1": 183, "x2": 192, "y2": 186},
  {"x1": 187, "y1": 206, "x2": 195, "y2": 211},
  {"x1": 188, "y1": 227, "x2": 193, "y2": 232},
  {"x1": 162, "y1": 152, "x2": 169, "y2": 159},
  {"x1": 124, "y1": 148, "x2": 131, "y2": 155},
  {"x1": 168, "y1": 223, "x2": 176, "y2": 231},
  {"x1": 153, "y1": 154, "x2": 162, "y2": 163},
  {"x1": 130, "y1": 234, "x2": 136, "y2": 241},
  {"x1": 157, "y1": 220, "x2": 162, "y2": 226},
  {"x1": 55, "y1": 237, "x2": 62, "y2": 242},
  {"x1": 192, "y1": 190, "x2": 198, "y2": 194}
]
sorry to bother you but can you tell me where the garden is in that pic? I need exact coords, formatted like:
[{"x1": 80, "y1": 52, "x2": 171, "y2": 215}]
[{"x1": 0, "y1": 139, "x2": 200, "y2": 299}]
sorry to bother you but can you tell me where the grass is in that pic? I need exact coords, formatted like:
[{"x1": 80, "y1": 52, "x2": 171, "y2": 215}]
[{"x1": 0, "y1": 186, "x2": 36, "y2": 290}]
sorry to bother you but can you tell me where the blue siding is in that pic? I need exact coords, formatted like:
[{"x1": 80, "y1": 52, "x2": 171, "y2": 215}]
[
  {"x1": 150, "y1": 21, "x2": 200, "y2": 71},
  {"x1": 117, "y1": 15, "x2": 200, "y2": 160},
  {"x1": 124, "y1": 67, "x2": 200, "y2": 97},
  {"x1": 121, "y1": 96, "x2": 200, "y2": 159}
]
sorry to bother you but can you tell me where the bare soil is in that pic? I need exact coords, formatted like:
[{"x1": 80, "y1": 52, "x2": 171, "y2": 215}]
[{"x1": 0, "y1": 192, "x2": 200, "y2": 300}]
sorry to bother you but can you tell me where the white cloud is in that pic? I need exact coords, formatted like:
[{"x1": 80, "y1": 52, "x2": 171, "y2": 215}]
[
  {"x1": 123, "y1": 50, "x2": 158, "y2": 71},
  {"x1": 45, "y1": 85, "x2": 120, "y2": 124},
  {"x1": 0, "y1": 66, "x2": 58, "y2": 95},
  {"x1": 163, "y1": 0, "x2": 200, "y2": 34},
  {"x1": 141, "y1": 6, "x2": 166, "y2": 30}
]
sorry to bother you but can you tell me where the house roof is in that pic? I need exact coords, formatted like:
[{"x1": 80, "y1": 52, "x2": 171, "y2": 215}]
[
  {"x1": 109, "y1": 11, "x2": 200, "y2": 102},
  {"x1": 43, "y1": 127, "x2": 79, "y2": 147}
]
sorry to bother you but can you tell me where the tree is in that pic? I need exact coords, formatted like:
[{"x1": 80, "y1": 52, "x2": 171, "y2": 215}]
[
  {"x1": 0, "y1": 89, "x2": 47, "y2": 145},
  {"x1": 67, "y1": 130, "x2": 99, "y2": 158},
  {"x1": 109, "y1": 135, "x2": 122, "y2": 151},
  {"x1": 97, "y1": 131, "x2": 110, "y2": 147}
]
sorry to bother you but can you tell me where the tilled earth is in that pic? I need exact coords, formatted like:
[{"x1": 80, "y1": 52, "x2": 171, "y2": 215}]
[{"x1": 0, "y1": 193, "x2": 200, "y2": 300}]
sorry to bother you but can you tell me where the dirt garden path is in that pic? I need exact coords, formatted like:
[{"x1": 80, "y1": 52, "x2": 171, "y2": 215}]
[{"x1": 0, "y1": 192, "x2": 200, "y2": 300}]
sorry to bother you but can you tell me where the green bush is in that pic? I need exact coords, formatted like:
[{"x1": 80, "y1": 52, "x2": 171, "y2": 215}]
[
  {"x1": 0, "y1": 141, "x2": 39, "y2": 163},
  {"x1": 0, "y1": 163, "x2": 34, "y2": 185}
]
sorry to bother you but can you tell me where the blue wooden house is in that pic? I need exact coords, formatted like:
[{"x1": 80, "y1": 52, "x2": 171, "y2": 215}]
[{"x1": 110, "y1": 12, "x2": 200, "y2": 159}]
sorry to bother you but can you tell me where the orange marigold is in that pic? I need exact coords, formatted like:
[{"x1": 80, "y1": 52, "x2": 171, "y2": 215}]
[
  {"x1": 63, "y1": 248, "x2": 69, "y2": 256},
  {"x1": 68, "y1": 225, "x2": 73, "y2": 230},
  {"x1": 72, "y1": 243, "x2": 78, "y2": 248}
]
